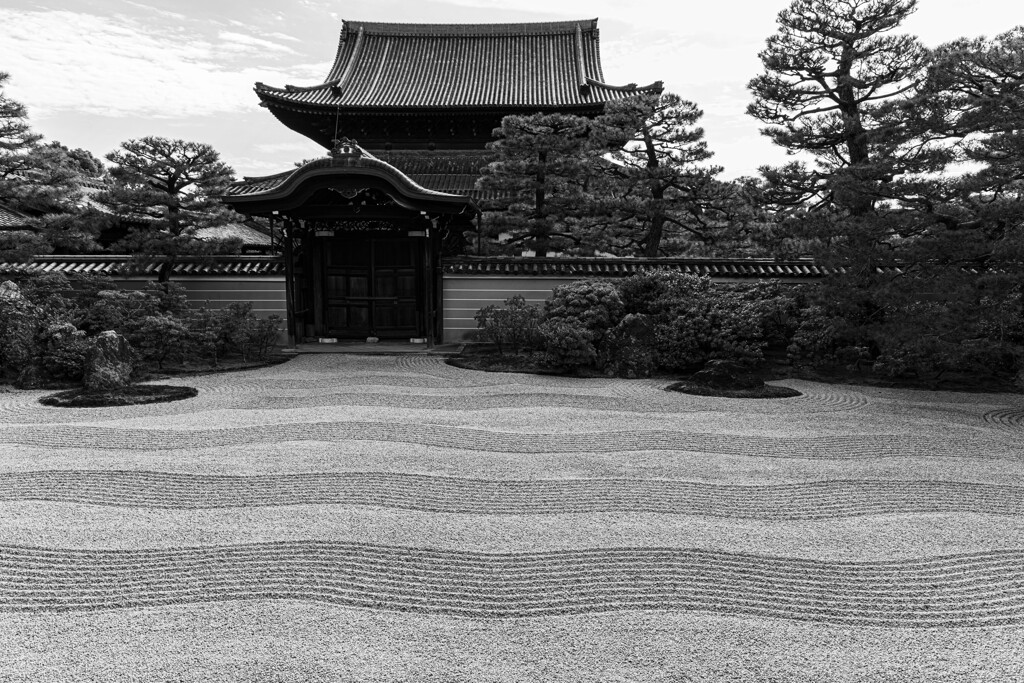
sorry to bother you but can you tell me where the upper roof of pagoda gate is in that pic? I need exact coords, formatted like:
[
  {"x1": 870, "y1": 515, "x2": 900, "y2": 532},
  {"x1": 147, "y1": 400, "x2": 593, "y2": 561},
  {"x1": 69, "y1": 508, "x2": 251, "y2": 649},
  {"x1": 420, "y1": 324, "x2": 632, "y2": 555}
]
[{"x1": 255, "y1": 19, "x2": 662, "y2": 150}]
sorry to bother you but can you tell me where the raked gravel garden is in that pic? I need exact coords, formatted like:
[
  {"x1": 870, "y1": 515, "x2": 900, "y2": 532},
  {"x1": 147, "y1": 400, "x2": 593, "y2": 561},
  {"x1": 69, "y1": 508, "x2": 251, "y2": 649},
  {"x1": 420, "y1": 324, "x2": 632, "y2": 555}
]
[{"x1": 0, "y1": 353, "x2": 1023, "y2": 682}]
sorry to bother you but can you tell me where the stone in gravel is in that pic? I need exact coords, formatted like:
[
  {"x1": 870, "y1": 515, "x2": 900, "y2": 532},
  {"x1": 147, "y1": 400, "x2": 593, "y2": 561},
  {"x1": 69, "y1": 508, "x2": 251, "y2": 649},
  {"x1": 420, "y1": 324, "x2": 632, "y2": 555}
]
[
  {"x1": 83, "y1": 331, "x2": 134, "y2": 393},
  {"x1": 0, "y1": 280, "x2": 23, "y2": 301}
]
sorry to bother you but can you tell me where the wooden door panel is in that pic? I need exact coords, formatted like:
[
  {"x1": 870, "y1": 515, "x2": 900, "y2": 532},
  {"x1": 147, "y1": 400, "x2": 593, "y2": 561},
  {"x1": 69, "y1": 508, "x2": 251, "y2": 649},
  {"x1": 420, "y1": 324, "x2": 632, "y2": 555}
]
[{"x1": 321, "y1": 236, "x2": 422, "y2": 338}]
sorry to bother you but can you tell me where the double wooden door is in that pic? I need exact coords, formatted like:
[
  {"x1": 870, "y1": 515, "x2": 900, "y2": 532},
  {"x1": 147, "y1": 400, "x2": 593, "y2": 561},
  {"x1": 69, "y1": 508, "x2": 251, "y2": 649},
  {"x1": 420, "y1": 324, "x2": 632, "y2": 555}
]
[{"x1": 321, "y1": 237, "x2": 422, "y2": 338}]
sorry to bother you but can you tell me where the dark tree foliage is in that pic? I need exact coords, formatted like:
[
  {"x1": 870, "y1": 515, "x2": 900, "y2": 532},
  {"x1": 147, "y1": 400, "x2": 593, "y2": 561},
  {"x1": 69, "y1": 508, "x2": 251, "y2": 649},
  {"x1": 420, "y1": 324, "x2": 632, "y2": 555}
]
[
  {"x1": 45, "y1": 141, "x2": 105, "y2": 178},
  {"x1": 0, "y1": 71, "x2": 42, "y2": 199},
  {"x1": 475, "y1": 113, "x2": 595, "y2": 257},
  {"x1": 10, "y1": 144, "x2": 87, "y2": 215},
  {"x1": 747, "y1": 0, "x2": 926, "y2": 215},
  {"x1": 0, "y1": 74, "x2": 104, "y2": 260},
  {"x1": 586, "y1": 92, "x2": 732, "y2": 256},
  {"x1": 750, "y1": 3, "x2": 1024, "y2": 382},
  {"x1": 888, "y1": 27, "x2": 1024, "y2": 240},
  {"x1": 102, "y1": 137, "x2": 243, "y2": 281}
]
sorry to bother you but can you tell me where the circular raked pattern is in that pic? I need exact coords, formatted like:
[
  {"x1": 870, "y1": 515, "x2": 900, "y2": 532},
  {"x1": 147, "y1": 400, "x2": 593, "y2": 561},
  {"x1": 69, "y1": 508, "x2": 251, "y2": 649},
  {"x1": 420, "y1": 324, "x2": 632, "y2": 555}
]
[
  {"x1": 0, "y1": 354, "x2": 1022, "y2": 681},
  {"x1": 984, "y1": 408, "x2": 1024, "y2": 431}
]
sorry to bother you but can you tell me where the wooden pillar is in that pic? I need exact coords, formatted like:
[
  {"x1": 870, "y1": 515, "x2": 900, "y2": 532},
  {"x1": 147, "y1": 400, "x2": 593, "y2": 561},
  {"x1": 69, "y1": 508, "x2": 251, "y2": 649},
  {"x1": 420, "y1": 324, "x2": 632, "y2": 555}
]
[
  {"x1": 425, "y1": 216, "x2": 437, "y2": 346},
  {"x1": 311, "y1": 232, "x2": 324, "y2": 336},
  {"x1": 283, "y1": 219, "x2": 298, "y2": 348}
]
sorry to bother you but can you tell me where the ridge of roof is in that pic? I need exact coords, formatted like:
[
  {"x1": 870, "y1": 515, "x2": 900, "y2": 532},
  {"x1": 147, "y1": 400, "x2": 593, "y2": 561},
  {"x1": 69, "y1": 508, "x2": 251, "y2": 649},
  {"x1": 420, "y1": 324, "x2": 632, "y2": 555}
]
[
  {"x1": 586, "y1": 77, "x2": 664, "y2": 92},
  {"x1": 340, "y1": 18, "x2": 599, "y2": 36},
  {"x1": 283, "y1": 81, "x2": 338, "y2": 93},
  {"x1": 240, "y1": 169, "x2": 297, "y2": 184}
]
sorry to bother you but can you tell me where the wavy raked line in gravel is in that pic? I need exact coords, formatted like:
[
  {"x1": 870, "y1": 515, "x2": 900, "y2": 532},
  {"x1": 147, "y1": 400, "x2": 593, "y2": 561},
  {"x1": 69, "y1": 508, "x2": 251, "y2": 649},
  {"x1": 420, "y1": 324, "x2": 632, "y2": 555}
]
[
  {"x1": 2, "y1": 471, "x2": 1023, "y2": 518},
  {"x1": 0, "y1": 386, "x2": 716, "y2": 424},
  {"x1": 1, "y1": 542, "x2": 1022, "y2": 627},
  {"x1": 0, "y1": 422, "x2": 1004, "y2": 459},
  {"x1": 3, "y1": 353, "x2": 1022, "y2": 678}
]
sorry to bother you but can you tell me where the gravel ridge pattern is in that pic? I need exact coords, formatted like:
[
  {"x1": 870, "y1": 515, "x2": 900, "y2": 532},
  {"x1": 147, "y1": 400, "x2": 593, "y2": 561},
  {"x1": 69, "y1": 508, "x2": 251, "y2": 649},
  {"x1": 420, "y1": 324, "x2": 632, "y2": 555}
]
[
  {"x1": 0, "y1": 422, "x2": 1009, "y2": 459},
  {"x1": 1, "y1": 354, "x2": 1022, "y2": 681},
  {"x1": 2, "y1": 542, "x2": 1022, "y2": 627},
  {"x1": 2, "y1": 470, "x2": 1023, "y2": 518}
]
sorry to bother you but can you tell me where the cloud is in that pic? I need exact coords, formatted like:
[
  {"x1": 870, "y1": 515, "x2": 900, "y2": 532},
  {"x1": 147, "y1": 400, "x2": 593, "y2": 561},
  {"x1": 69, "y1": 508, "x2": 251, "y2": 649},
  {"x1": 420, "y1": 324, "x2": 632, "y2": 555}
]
[
  {"x1": 231, "y1": 156, "x2": 308, "y2": 175},
  {"x1": 263, "y1": 32, "x2": 301, "y2": 43},
  {"x1": 218, "y1": 31, "x2": 299, "y2": 55},
  {"x1": 120, "y1": 1, "x2": 188, "y2": 21},
  {"x1": 253, "y1": 141, "x2": 326, "y2": 155},
  {"x1": 0, "y1": 9, "x2": 315, "y2": 119}
]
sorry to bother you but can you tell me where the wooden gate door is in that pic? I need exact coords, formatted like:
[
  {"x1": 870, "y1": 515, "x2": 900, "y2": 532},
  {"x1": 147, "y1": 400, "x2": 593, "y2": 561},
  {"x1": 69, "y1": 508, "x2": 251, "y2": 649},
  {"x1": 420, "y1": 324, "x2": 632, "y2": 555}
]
[{"x1": 323, "y1": 236, "x2": 422, "y2": 339}]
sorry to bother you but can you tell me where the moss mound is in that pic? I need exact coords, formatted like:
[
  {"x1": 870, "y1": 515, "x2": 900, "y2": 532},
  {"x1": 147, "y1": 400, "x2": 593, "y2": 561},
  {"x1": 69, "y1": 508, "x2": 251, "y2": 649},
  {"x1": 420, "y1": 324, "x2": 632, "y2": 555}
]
[
  {"x1": 39, "y1": 385, "x2": 198, "y2": 408},
  {"x1": 666, "y1": 381, "x2": 802, "y2": 399}
]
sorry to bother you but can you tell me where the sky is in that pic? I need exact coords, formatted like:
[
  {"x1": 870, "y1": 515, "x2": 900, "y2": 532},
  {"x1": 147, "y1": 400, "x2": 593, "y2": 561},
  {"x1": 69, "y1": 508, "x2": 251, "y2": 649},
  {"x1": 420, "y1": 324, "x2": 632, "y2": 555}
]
[{"x1": 0, "y1": 0, "x2": 1019, "y2": 180}]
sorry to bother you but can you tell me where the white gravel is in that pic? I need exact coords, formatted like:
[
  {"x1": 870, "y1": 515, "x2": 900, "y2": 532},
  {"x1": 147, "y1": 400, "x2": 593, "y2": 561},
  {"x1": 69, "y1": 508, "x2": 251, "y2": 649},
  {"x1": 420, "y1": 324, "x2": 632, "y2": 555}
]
[
  {"x1": 0, "y1": 354, "x2": 1022, "y2": 682},
  {"x1": 1, "y1": 604, "x2": 1021, "y2": 683}
]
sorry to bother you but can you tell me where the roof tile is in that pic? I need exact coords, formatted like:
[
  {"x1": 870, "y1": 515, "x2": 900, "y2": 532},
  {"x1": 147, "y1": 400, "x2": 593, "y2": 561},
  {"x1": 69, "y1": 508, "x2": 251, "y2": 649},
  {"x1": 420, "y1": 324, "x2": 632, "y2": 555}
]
[
  {"x1": 256, "y1": 19, "x2": 661, "y2": 111},
  {"x1": 441, "y1": 257, "x2": 849, "y2": 279},
  {"x1": 0, "y1": 256, "x2": 285, "y2": 277},
  {"x1": 0, "y1": 204, "x2": 32, "y2": 229}
]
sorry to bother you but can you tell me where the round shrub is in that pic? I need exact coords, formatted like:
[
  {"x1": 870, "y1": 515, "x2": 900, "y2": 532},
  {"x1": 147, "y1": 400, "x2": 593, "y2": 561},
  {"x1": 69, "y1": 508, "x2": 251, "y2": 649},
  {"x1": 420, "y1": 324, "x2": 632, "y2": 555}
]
[
  {"x1": 540, "y1": 280, "x2": 623, "y2": 370},
  {"x1": 473, "y1": 295, "x2": 542, "y2": 355},
  {"x1": 38, "y1": 322, "x2": 91, "y2": 381},
  {"x1": 135, "y1": 314, "x2": 190, "y2": 369},
  {"x1": 0, "y1": 286, "x2": 39, "y2": 374},
  {"x1": 603, "y1": 313, "x2": 658, "y2": 378},
  {"x1": 538, "y1": 319, "x2": 598, "y2": 369}
]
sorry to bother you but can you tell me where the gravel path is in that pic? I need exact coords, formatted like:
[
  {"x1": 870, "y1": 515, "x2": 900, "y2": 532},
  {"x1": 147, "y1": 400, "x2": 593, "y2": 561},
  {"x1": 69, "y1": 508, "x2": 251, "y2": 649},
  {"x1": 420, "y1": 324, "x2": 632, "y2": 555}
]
[{"x1": 0, "y1": 354, "x2": 1022, "y2": 682}]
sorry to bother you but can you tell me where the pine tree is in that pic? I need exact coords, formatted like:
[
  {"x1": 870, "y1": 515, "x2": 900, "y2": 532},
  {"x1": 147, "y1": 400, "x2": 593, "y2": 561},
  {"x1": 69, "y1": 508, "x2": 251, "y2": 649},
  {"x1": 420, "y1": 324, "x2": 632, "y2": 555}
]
[
  {"x1": 749, "y1": 4, "x2": 1024, "y2": 382},
  {"x1": 103, "y1": 137, "x2": 242, "y2": 281},
  {"x1": 0, "y1": 71, "x2": 43, "y2": 207},
  {"x1": 747, "y1": 0, "x2": 926, "y2": 215},
  {"x1": 475, "y1": 113, "x2": 595, "y2": 257},
  {"x1": 587, "y1": 92, "x2": 729, "y2": 256}
]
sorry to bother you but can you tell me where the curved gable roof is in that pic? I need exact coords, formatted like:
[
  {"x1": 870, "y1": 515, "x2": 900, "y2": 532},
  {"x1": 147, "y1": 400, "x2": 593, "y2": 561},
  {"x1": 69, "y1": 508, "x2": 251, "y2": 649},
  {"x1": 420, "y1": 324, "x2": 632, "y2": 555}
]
[
  {"x1": 255, "y1": 18, "x2": 662, "y2": 111},
  {"x1": 224, "y1": 144, "x2": 475, "y2": 215}
]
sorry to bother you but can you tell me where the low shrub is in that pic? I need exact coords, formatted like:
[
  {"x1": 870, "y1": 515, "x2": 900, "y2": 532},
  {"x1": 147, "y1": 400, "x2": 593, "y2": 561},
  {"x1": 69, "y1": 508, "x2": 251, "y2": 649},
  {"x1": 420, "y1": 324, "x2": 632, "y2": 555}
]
[
  {"x1": 80, "y1": 290, "x2": 162, "y2": 337},
  {"x1": 473, "y1": 295, "x2": 542, "y2": 355},
  {"x1": 214, "y1": 303, "x2": 282, "y2": 362},
  {"x1": 615, "y1": 271, "x2": 779, "y2": 374},
  {"x1": 1, "y1": 281, "x2": 91, "y2": 385},
  {"x1": 184, "y1": 304, "x2": 281, "y2": 365},
  {"x1": 477, "y1": 271, "x2": 799, "y2": 378},
  {"x1": 617, "y1": 269, "x2": 696, "y2": 318},
  {"x1": 1, "y1": 273, "x2": 282, "y2": 388},
  {"x1": 540, "y1": 280, "x2": 623, "y2": 370},
  {"x1": 229, "y1": 309, "x2": 282, "y2": 362},
  {"x1": 38, "y1": 322, "x2": 91, "y2": 381},
  {"x1": 786, "y1": 270, "x2": 1024, "y2": 388},
  {"x1": 143, "y1": 281, "x2": 190, "y2": 317},
  {"x1": 602, "y1": 313, "x2": 657, "y2": 378},
  {"x1": 0, "y1": 287, "x2": 39, "y2": 375},
  {"x1": 135, "y1": 314, "x2": 190, "y2": 370},
  {"x1": 538, "y1": 319, "x2": 599, "y2": 369}
]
